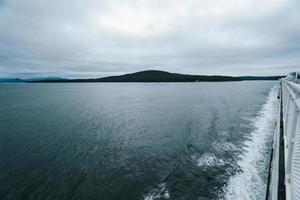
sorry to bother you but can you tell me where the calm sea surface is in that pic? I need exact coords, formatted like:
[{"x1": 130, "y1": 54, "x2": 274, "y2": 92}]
[{"x1": 0, "y1": 82, "x2": 277, "y2": 200}]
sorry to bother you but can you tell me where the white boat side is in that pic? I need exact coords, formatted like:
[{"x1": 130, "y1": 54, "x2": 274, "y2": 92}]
[{"x1": 266, "y1": 79, "x2": 300, "y2": 200}]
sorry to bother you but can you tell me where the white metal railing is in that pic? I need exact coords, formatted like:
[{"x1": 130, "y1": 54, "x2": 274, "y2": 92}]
[
  {"x1": 282, "y1": 80, "x2": 300, "y2": 200},
  {"x1": 267, "y1": 80, "x2": 300, "y2": 200},
  {"x1": 266, "y1": 82, "x2": 282, "y2": 200}
]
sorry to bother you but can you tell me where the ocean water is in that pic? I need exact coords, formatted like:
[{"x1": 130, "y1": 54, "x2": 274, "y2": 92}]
[{"x1": 0, "y1": 82, "x2": 277, "y2": 200}]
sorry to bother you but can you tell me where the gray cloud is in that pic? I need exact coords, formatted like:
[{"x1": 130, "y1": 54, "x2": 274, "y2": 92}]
[{"x1": 0, "y1": 0, "x2": 299, "y2": 78}]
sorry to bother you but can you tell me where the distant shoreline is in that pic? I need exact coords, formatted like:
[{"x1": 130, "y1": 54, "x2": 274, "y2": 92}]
[
  {"x1": 1, "y1": 70, "x2": 285, "y2": 83},
  {"x1": 27, "y1": 79, "x2": 281, "y2": 83}
]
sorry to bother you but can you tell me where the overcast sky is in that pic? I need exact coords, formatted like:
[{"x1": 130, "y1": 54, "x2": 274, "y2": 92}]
[{"x1": 0, "y1": 0, "x2": 299, "y2": 78}]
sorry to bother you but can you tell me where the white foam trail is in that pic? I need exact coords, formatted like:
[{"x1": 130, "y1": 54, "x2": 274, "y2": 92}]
[
  {"x1": 196, "y1": 153, "x2": 225, "y2": 169},
  {"x1": 213, "y1": 141, "x2": 239, "y2": 153},
  {"x1": 144, "y1": 183, "x2": 170, "y2": 200},
  {"x1": 224, "y1": 85, "x2": 278, "y2": 200}
]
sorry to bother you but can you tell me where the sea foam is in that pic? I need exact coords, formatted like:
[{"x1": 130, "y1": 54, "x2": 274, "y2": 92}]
[
  {"x1": 144, "y1": 183, "x2": 170, "y2": 200},
  {"x1": 224, "y1": 85, "x2": 278, "y2": 200}
]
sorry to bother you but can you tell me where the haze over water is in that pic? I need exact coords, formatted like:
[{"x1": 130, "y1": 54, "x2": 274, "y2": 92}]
[{"x1": 0, "y1": 81, "x2": 277, "y2": 200}]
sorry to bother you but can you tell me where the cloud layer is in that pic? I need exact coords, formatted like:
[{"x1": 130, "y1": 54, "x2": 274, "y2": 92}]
[{"x1": 0, "y1": 0, "x2": 299, "y2": 78}]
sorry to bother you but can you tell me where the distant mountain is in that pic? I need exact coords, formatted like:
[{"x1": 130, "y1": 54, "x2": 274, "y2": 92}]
[
  {"x1": 27, "y1": 70, "x2": 285, "y2": 83},
  {"x1": 28, "y1": 70, "x2": 240, "y2": 82}
]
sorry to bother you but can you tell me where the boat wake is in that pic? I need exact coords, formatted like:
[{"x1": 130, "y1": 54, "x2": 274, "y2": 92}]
[
  {"x1": 224, "y1": 85, "x2": 278, "y2": 200},
  {"x1": 143, "y1": 183, "x2": 170, "y2": 200}
]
